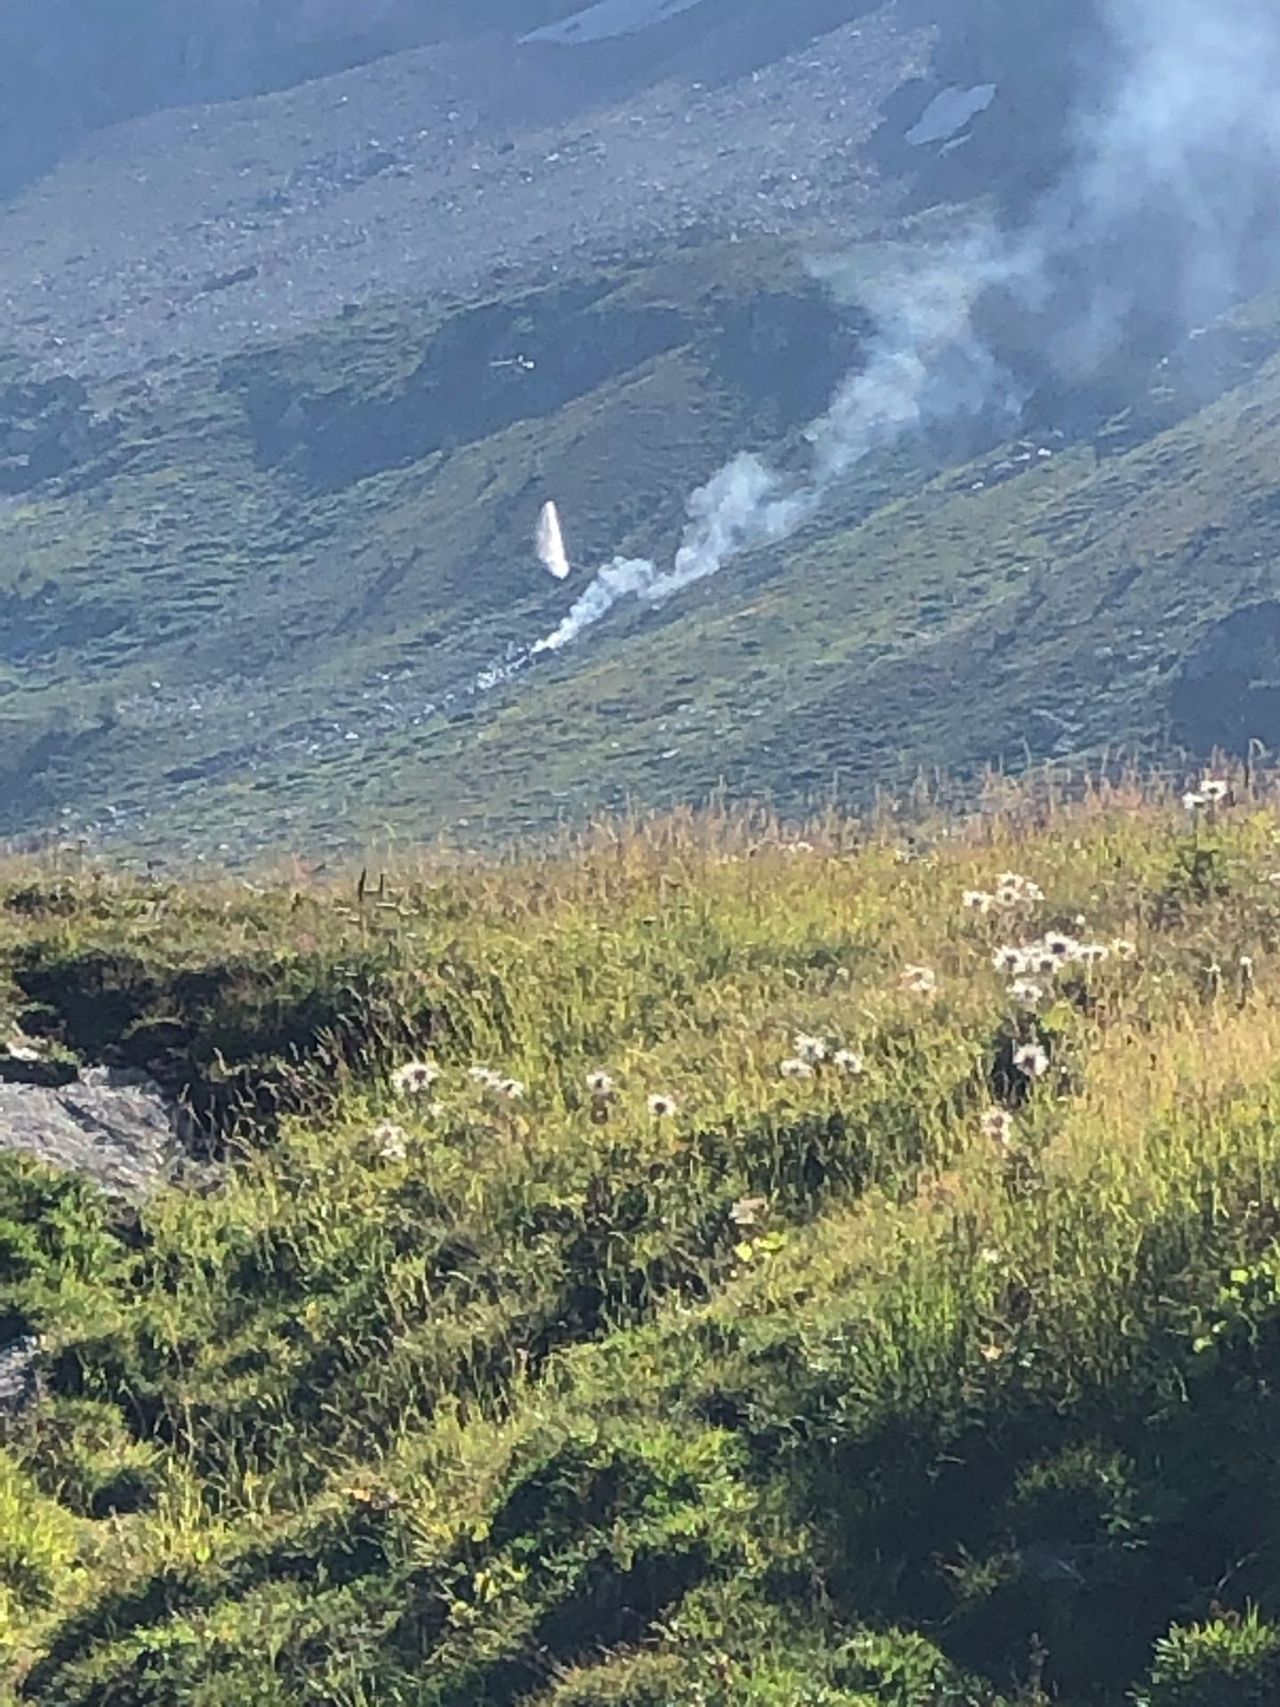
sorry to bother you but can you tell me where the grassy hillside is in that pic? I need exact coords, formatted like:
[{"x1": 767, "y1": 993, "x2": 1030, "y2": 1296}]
[
  {"x1": 0, "y1": 234, "x2": 866, "y2": 857},
  {"x1": 4, "y1": 782, "x2": 1280, "y2": 1701}
]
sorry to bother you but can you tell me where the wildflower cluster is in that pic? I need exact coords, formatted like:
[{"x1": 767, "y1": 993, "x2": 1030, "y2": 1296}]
[
  {"x1": 957, "y1": 864, "x2": 1142, "y2": 1150},
  {"x1": 962, "y1": 871, "x2": 1045, "y2": 915},
  {"x1": 779, "y1": 1031, "x2": 866, "y2": 1080},
  {"x1": 989, "y1": 931, "x2": 1132, "y2": 987}
]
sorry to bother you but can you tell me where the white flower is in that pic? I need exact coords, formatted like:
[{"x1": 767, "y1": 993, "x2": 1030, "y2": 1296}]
[
  {"x1": 992, "y1": 946, "x2": 1028, "y2": 977},
  {"x1": 585, "y1": 1070, "x2": 616, "y2": 1097},
  {"x1": 994, "y1": 873, "x2": 1044, "y2": 905},
  {"x1": 1182, "y1": 790, "x2": 1206, "y2": 813},
  {"x1": 1109, "y1": 939, "x2": 1137, "y2": 961},
  {"x1": 1200, "y1": 778, "x2": 1230, "y2": 803},
  {"x1": 779, "y1": 1057, "x2": 816, "y2": 1080},
  {"x1": 1042, "y1": 932, "x2": 1077, "y2": 962},
  {"x1": 980, "y1": 1107, "x2": 1013, "y2": 1145},
  {"x1": 793, "y1": 1032, "x2": 828, "y2": 1064},
  {"x1": 832, "y1": 1048, "x2": 866, "y2": 1075},
  {"x1": 962, "y1": 890, "x2": 995, "y2": 914},
  {"x1": 647, "y1": 1093, "x2": 678, "y2": 1118},
  {"x1": 1009, "y1": 979, "x2": 1045, "y2": 1009},
  {"x1": 372, "y1": 1121, "x2": 409, "y2": 1161},
  {"x1": 392, "y1": 1060, "x2": 438, "y2": 1096},
  {"x1": 901, "y1": 965, "x2": 938, "y2": 996},
  {"x1": 1013, "y1": 1043, "x2": 1050, "y2": 1081},
  {"x1": 497, "y1": 1077, "x2": 524, "y2": 1101}
]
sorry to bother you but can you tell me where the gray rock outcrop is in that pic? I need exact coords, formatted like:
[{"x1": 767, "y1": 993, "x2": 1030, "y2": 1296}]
[{"x1": 0, "y1": 1066, "x2": 189, "y2": 1201}]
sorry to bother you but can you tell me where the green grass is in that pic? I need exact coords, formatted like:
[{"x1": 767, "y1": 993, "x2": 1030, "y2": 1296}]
[{"x1": 3, "y1": 782, "x2": 1280, "y2": 1700}]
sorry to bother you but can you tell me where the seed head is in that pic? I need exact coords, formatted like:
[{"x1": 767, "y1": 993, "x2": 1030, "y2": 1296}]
[
  {"x1": 392, "y1": 1060, "x2": 438, "y2": 1096},
  {"x1": 1013, "y1": 1042, "x2": 1050, "y2": 1081},
  {"x1": 992, "y1": 946, "x2": 1028, "y2": 977},
  {"x1": 372, "y1": 1121, "x2": 409, "y2": 1161},
  {"x1": 980, "y1": 1107, "x2": 1014, "y2": 1145},
  {"x1": 995, "y1": 872, "x2": 1045, "y2": 905}
]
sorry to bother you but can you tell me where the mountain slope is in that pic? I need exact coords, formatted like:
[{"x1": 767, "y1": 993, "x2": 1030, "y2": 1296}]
[
  {"x1": 4, "y1": 265, "x2": 1279, "y2": 861},
  {"x1": 1, "y1": 0, "x2": 1278, "y2": 860}
]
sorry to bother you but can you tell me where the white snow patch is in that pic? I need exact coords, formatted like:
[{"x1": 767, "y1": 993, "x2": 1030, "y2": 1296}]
[
  {"x1": 906, "y1": 84, "x2": 997, "y2": 147},
  {"x1": 520, "y1": 0, "x2": 710, "y2": 47}
]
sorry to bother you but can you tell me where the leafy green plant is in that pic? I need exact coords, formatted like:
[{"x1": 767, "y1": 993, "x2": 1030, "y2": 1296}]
[{"x1": 1136, "y1": 1609, "x2": 1280, "y2": 1707}]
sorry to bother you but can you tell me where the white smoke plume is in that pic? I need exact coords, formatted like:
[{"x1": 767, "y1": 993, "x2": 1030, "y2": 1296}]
[
  {"x1": 535, "y1": 499, "x2": 571, "y2": 580},
  {"x1": 535, "y1": 0, "x2": 1280, "y2": 655},
  {"x1": 534, "y1": 227, "x2": 1015, "y2": 653},
  {"x1": 535, "y1": 555, "x2": 655, "y2": 653},
  {"x1": 1067, "y1": 0, "x2": 1280, "y2": 329}
]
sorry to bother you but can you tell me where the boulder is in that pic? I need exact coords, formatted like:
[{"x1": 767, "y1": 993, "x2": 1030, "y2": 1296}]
[{"x1": 0, "y1": 1066, "x2": 199, "y2": 1202}]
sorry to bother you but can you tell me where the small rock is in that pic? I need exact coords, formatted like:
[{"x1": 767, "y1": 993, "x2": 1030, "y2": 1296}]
[{"x1": 0, "y1": 1335, "x2": 42, "y2": 1425}]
